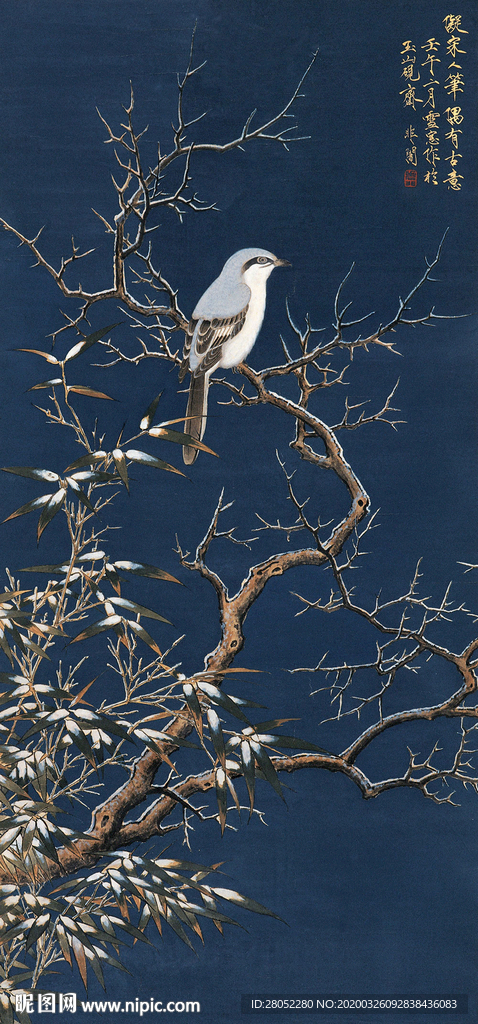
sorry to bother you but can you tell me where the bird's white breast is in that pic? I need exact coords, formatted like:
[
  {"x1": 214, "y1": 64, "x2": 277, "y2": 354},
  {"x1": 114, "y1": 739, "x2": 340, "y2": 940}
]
[{"x1": 218, "y1": 277, "x2": 267, "y2": 369}]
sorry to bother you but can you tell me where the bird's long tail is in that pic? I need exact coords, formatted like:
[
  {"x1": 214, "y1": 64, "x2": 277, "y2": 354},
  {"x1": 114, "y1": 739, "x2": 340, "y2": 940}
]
[{"x1": 183, "y1": 372, "x2": 208, "y2": 465}]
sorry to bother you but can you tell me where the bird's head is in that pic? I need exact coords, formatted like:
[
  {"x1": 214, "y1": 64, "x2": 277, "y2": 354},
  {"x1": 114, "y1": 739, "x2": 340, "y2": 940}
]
[
  {"x1": 193, "y1": 248, "x2": 291, "y2": 320},
  {"x1": 217, "y1": 248, "x2": 291, "y2": 290},
  {"x1": 238, "y1": 248, "x2": 291, "y2": 287}
]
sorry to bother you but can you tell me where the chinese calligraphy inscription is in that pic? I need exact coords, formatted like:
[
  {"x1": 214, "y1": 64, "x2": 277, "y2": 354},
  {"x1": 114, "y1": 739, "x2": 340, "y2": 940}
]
[{"x1": 400, "y1": 14, "x2": 468, "y2": 189}]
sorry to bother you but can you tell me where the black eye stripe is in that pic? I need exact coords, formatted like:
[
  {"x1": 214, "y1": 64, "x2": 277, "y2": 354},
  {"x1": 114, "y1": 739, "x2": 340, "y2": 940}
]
[{"x1": 242, "y1": 256, "x2": 272, "y2": 271}]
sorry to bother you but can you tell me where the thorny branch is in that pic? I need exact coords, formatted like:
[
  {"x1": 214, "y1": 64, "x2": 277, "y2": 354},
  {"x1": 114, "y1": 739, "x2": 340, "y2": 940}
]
[
  {"x1": 0, "y1": 39, "x2": 318, "y2": 347},
  {"x1": 31, "y1": 236, "x2": 475, "y2": 884},
  {"x1": 0, "y1": 42, "x2": 475, "y2": 956}
]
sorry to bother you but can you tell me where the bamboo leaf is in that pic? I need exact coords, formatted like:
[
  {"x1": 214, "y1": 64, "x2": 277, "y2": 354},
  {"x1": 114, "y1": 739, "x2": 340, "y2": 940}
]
[
  {"x1": 25, "y1": 912, "x2": 51, "y2": 951},
  {"x1": 68, "y1": 470, "x2": 116, "y2": 483},
  {"x1": 133, "y1": 726, "x2": 199, "y2": 751},
  {"x1": 142, "y1": 855, "x2": 218, "y2": 874},
  {"x1": 55, "y1": 921, "x2": 72, "y2": 965},
  {"x1": 109, "y1": 596, "x2": 171, "y2": 624},
  {"x1": 22, "y1": 636, "x2": 51, "y2": 660},
  {"x1": 0, "y1": 591, "x2": 29, "y2": 604},
  {"x1": 37, "y1": 488, "x2": 67, "y2": 542},
  {"x1": 65, "y1": 719, "x2": 96, "y2": 766},
  {"x1": 107, "y1": 870, "x2": 143, "y2": 901},
  {"x1": 200, "y1": 889, "x2": 223, "y2": 934},
  {"x1": 22, "y1": 819, "x2": 36, "y2": 858},
  {"x1": 226, "y1": 773, "x2": 241, "y2": 814},
  {"x1": 19, "y1": 562, "x2": 69, "y2": 573},
  {"x1": 139, "y1": 391, "x2": 163, "y2": 430},
  {"x1": 112, "y1": 449, "x2": 129, "y2": 491},
  {"x1": 182, "y1": 683, "x2": 203, "y2": 740},
  {"x1": 244, "y1": 719, "x2": 299, "y2": 733},
  {"x1": 2, "y1": 467, "x2": 59, "y2": 482},
  {"x1": 163, "y1": 905, "x2": 195, "y2": 950},
  {"x1": 201, "y1": 666, "x2": 263, "y2": 675},
  {"x1": 20, "y1": 709, "x2": 67, "y2": 740},
  {"x1": 17, "y1": 348, "x2": 59, "y2": 363},
  {"x1": 74, "y1": 710, "x2": 129, "y2": 740},
  {"x1": 151, "y1": 416, "x2": 201, "y2": 428},
  {"x1": 93, "y1": 944, "x2": 130, "y2": 974},
  {"x1": 163, "y1": 895, "x2": 238, "y2": 927},
  {"x1": 0, "y1": 673, "x2": 29, "y2": 686},
  {"x1": 71, "y1": 935, "x2": 88, "y2": 990},
  {"x1": 27, "y1": 378, "x2": 63, "y2": 390},
  {"x1": 207, "y1": 709, "x2": 226, "y2": 770},
  {"x1": 0, "y1": 776, "x2": 31, "y2": 798},
  {"x1": 64, "y1": 323, "x2": 121, "y2": 362},
  {"x1": 124, "y1": 449, "x2": 185, "y2": 477},
  {"x1": 0, "y1": 826, "x2": 22, "y2": 854},
  {"x1": 240, "y1": 739, "x2": 255, "y2": 816},
  {"x1": 0, "y1": 633, "x2": 14, "y2": 665},
  {"x1": 249, "y1": 738, "x2": 284, "y2": 801},
  {"x1": 137, "y1": 902, "x2": 152, "y2": 933},
  {"x1": 105, "y1": 562, "x2": 121, "y2": 594},
  {"x1": 211, "y1": 887, "x2": 283, "y2": 920},
  {"x1": 86, "y1": 945, "x2": 106, "y2": 989},
  {"x1": 258, "y1": 734, "x2": 329, "y2": 753},
  {"x1": 69, "y1": 676, "x2": 98, "y2": 706},
  {"x1": 215, "y1": 767, "x2": 228, "y2": 835},
  {"x1": 127, "y1": 620, "x2": 162, "y2": 655},
  {"x1": 35, "y1": 819, "x2": 60, "y2": 863},
  {"x1": 0, "y1": 921, "x2": 30, "y2": 946},
  {"x1": 197, "y1": 681, "x2": 250, "y2": 723},
  {"x1": 66, "y1": 477, "x2": 95, "y2": 511},
  {"x1": 101, "y1": 914, "x2": 150, "y2": 945},
  {"x1": 0, "y1": 992, "x2": 14, "y2": 1024},
  {"x1": 25, "y1": 621, "x2": 65, "y2": 637},
  {"x1": 148, "y1": 427, "x2": 218, "y2": 457},
  {"x1": 69, "y1": 615, "x2": 122, "y2": 644},
  {"x1": 35, "y1": 763, "x2": 48, "y2": 802},
  {"x1": 63, "y1": 451, "x2": 107, "y2": 473},
  {"x1": 113, "y1": 560, "x2": 182, "y2": 585},
  {"x1": 68, "y1": 385, "x2": 114, "y2": 400}
]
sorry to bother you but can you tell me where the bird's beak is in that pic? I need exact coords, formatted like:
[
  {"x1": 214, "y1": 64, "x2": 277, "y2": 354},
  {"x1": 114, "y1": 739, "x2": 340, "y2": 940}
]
[{"x1": 273, "y1": 258, "x2": 292, "y2": 267}]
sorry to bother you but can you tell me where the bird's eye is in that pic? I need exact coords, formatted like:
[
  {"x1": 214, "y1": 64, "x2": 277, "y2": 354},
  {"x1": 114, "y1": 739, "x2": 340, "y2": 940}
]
[{"x1": 257, "y1": 256, "x2": 269, "y2": 264}]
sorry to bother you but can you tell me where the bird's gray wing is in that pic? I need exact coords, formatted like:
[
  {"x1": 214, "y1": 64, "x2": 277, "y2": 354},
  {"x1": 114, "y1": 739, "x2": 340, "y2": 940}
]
[
  {"x1": 179, "y1": 307, "x2": 248, "y2": 381},
  {"x1": 178, "y1": 319, "x2": 196, "y2": 382}
]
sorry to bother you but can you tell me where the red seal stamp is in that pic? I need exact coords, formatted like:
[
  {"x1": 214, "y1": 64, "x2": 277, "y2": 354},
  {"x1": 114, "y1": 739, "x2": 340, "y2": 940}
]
[{"x1": 404, "y1": 169, "x2": 417, "y2": 187}]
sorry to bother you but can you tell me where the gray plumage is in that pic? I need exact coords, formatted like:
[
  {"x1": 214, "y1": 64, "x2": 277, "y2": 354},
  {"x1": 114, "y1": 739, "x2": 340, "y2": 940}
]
[{"x1": 180, "y1": 247, "x2": 290, "y2": 464}]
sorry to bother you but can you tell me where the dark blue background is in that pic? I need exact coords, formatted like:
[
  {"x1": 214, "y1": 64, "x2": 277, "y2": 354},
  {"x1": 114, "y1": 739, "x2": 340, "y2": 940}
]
[{"x1": 0, "y1": 2, "x2": 477, "y2": 1022}]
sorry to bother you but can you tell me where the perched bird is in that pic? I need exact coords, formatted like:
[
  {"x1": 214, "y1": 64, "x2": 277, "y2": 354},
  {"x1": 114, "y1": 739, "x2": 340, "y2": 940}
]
[{"x1": 179, "y1": 247, "x2": 290, "y2": 464}]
